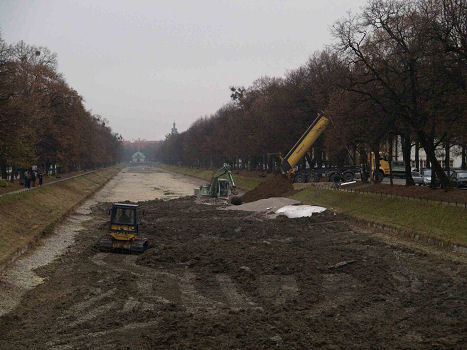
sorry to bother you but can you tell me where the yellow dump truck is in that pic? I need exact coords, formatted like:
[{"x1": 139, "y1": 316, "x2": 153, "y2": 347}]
[{"x1": 280, "y1": 113, "x2": 391, "y2": 183}]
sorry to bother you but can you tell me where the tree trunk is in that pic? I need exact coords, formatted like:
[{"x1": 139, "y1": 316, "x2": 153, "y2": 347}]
[
  {"x1": 371, "y1": 144, "x2": 381, "y2": 183},
  {"x1": 11, "y1": 166, "x2": 17, "y2": 183},
  {"x1": 462, "y1": 145, "x2": 466, "y2": 170},
  {"x1": 359, "y1": 148, "x2": 369, "y2": 183},
  {"x1": 401, "y1": 135, "x2": 414, "y2": 186},
  {"x1": 388, "y1": 136, "x2": 394, "y2": 186},
  {"x1": 415, "y1": 140, "x2": 420, "y2": 171},
  {"x1": 0, "y1": 159, "x2": 7, "y2": 180},
  {"x1": 444, "y1": 142, "x2": 450, "y2": 178},
  {"x1": 416, "y1": 131, "x2": 449, "y2": 188},
  {"x1": 316, "y1": 147, "x2": 323, "y2": 168},
  {"x1": 394, "y1": 136, "x2": 398, "y2": 162}
]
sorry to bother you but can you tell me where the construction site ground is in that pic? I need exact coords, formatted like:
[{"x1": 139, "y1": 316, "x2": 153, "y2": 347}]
[{"x1": 0, "y1": 166, "x2": 465, "y2": 349}]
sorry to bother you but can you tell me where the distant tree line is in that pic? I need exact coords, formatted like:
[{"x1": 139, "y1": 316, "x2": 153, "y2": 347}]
[
  {"x1": 122, "y1": 139, "x2": 161, "y2": 163},
  {"x1": 156, "y1": 0, "x2": 466, "y2": 187},
  {"x1": 0, "y1": 36, "x2": 122, "y2": 180}
]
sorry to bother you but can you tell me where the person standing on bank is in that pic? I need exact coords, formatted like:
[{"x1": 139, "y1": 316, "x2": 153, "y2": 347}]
[
  {"x1": 31, "y1": 170, "x2": 36, "y2": 187},
  {"x1": 24, "y1": 169, "x2": 29, "y2": 188},
  {"x1": 38, "y1": 171, "x2": 43, "y2": 186}
]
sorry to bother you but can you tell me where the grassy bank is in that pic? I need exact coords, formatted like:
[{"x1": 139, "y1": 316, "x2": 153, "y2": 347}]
[
  {"x1": 159, "y1": 164, "x2": 265, "y2": 191},
  {"x1": 292, "y1": 186, "x2": 467, "y2": 247},
  {"x1": 0, "y1": 166, "x2": 121, "y2": 267}
]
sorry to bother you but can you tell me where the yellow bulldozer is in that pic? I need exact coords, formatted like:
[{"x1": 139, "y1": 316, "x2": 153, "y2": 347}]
[{"x1": 96, "y1": 203, "x2": 150, "y2": 254}]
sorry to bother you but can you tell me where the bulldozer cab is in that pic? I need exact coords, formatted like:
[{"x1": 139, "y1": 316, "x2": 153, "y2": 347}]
[
  {"x1": 110, "y1": 203, "x2": 139, "y2": 235},
  {"x1": 97, "y1": 203, "x2": 150, "y2": 254}
]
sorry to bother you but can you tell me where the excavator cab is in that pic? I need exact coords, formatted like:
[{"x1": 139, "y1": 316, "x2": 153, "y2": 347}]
[
  {"x1": 96, "y1": 203, "x2": 150, "y2": 254},
  {"x1": 198, "y1": 179, "x2": 232, "y2": 198},
  {"x1": 217, "y1": 178, "x2": 230, "y2": 198},
  {"x1": 195, "y1": 163, "x2": 238, "y2": 199}
]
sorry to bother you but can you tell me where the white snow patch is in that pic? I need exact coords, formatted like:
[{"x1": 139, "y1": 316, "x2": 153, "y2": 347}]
[
  {"x1": 226, "y1": 197, "x2": 300, "y2": 212},
  {"x1": 276, "y1": 205, "x2": 326, "y2": 218}
]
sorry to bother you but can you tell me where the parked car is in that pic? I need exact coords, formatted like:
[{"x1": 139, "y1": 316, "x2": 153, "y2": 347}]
[
  {"x1": 411, "y1": 171, "x2": 424, "y2": 185},
  {"x1": 421, "y1": 168, "x2": 432, "y2": 186},
  {"x1": 420, "y1": 168, "x2": 442, "y2": 187},
  {"x1": 450, "y1": 170, "x2": 467, "y2": 188}
]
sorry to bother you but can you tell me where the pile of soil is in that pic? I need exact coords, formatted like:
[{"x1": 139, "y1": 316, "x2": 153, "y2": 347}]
[
  {"x1": 241, "y1": 174, "x2": 294, "y2": 203},
  {"x1": 0, "y1": 197, "x2": 465, "y2": 349}
]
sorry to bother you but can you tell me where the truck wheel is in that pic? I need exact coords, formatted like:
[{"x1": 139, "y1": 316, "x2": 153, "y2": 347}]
[
  {"x1": 343, "y1": 172, "x2": 354, "y2": 182},
  {"x1": 328, "y1": 173, "x2": 338, "y2": 183},
  {"x1": 374, "y1": 171, "x2": 384, "y2": 183},
  {"x1": 294, "y1": 174, "x2": 305, "y2": 183}
]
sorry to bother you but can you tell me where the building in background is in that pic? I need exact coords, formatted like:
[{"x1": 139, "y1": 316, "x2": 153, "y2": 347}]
[
  {"x1": 131, "y1": 151, "x2": 146, "y2": 163},
  {"x1": 389, "y1": 136, "x2": 462, "y2": 170}
]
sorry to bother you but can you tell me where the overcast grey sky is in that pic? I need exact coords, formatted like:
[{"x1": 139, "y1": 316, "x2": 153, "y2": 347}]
[{"x1": 0, "y1": 0, "x2": 367, "y2": 141}]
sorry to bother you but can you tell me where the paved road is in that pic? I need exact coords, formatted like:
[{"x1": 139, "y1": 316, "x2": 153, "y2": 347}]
[{"x1": 0, "y1": 171, "x2": 96, "y2": 198}]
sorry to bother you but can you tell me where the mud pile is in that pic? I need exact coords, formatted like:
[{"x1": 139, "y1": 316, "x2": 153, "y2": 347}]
[{"x1": 241, "y1": 174, "x2": 294, "y2": 203}]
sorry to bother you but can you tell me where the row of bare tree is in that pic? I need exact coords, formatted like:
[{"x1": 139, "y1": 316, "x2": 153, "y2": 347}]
[
  {"x1": 0, "y1": 36, "x2": 122, "y2": 180},
  {"x1": 159, "y1": 0, "x2": 464, "y2": 187}
]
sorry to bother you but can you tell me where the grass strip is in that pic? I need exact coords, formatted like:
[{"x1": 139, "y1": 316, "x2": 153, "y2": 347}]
[{"x1": 291, "y1": 186, "x2": 467, "y2": 246}]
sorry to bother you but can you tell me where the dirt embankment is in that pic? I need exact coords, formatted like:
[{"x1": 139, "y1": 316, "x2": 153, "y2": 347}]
[
  {"x1": 240, "y1": 174, "x2": 294, "y2": 203},
  {"x1": 1, "y1": 197, "x2": 465, "y2": 349},
  {"x1": 0, "y1": 166, "x2": 121, "y2": 268}
]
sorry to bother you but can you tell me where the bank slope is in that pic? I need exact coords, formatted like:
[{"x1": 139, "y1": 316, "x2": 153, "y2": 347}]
[
  {"x1": 0, "y1": 166, "x2": 121, "y2": 268},
  {"x1": 292, "y1": 186, "x2": 467, "y2": 248}
]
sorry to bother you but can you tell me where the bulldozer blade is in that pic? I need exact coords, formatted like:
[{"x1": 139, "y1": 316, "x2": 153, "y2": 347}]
[{"x1": 96, "y1": 236, "x2": 152, "y2": 254}]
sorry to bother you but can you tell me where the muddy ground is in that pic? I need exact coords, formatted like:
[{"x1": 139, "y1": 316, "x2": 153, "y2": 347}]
[{"x1": 0, "y1": 193, "x2": 465, "y2": 349}]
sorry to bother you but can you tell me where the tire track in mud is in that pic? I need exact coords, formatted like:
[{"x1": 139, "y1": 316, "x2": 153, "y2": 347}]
[
  {"x1": 91, "y1": 252, "x2": 299, "y2": 313},
  {"x1": 47, "y1": 251, "x2": 301, "y2": 349}
]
